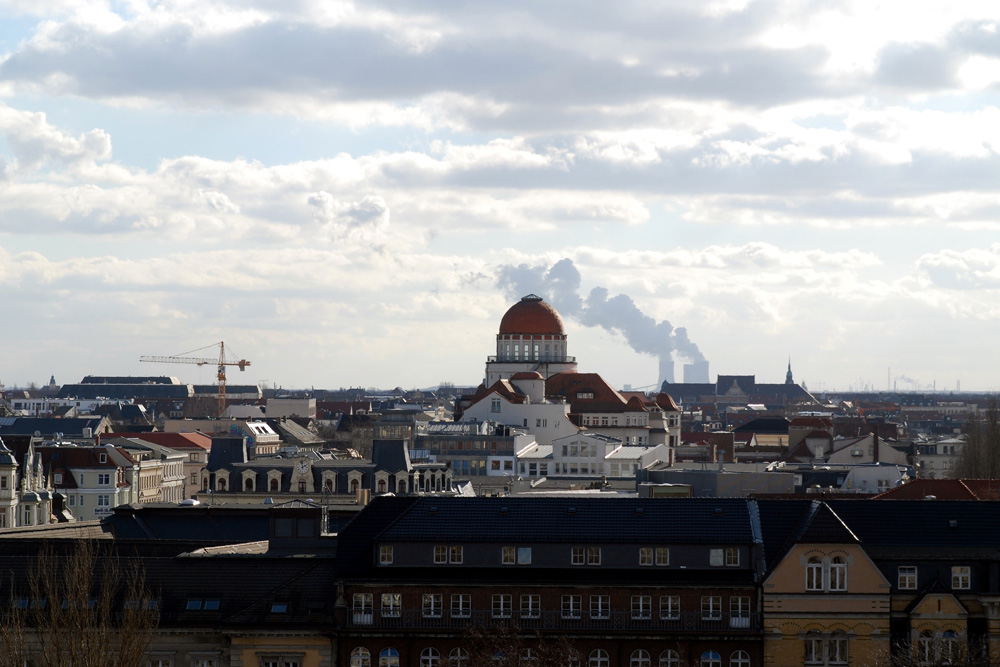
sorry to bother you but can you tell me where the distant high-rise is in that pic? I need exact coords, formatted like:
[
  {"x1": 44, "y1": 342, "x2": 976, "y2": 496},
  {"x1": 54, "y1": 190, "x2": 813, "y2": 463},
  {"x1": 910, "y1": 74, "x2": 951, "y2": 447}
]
[{"x1": 683, "y1": 361, "x2": 709, "y2": 383}]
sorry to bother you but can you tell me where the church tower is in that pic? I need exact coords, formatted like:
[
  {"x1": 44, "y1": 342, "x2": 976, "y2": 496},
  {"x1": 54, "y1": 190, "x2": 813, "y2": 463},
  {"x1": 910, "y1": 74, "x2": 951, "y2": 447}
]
[{"x1": 785, "y1": 358, "x2": 794, "y2": 385}]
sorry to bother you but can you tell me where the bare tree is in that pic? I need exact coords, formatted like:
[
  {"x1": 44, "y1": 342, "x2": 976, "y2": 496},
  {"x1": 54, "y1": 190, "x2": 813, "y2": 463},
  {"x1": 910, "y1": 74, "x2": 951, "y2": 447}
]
[
  {"x1": 954, "y1": 396, "x2": 1000, "y2": 479},
  {"x1": 463, "y1": 622, "x2": 578, "y2": 667},
  {"x1": 0, "y1": 539, "x2": 157, "y2": 667}
]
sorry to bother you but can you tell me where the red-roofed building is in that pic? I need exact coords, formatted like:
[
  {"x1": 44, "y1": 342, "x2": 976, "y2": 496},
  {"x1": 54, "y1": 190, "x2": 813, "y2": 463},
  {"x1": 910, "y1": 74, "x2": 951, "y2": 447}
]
[
  {"x1": 114, "y1": 431, "x2": 212, "y2": 496},
  {"x1": 485, "y1": 294, "x2": 578, "y2": 386}
]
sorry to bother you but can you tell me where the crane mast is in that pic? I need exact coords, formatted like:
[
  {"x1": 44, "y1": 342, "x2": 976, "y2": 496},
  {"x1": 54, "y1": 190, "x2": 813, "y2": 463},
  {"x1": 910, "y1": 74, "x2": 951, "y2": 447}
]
[{"x1": 140, "y1": 341, "x2": 251, "y2": 417}]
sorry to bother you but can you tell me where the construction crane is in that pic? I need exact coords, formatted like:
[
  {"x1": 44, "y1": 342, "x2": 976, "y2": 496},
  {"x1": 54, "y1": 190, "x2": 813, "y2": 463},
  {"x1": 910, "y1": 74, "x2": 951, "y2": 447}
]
[{"x1": 140, "y1": 341, "x2": 251, "y2": 417}]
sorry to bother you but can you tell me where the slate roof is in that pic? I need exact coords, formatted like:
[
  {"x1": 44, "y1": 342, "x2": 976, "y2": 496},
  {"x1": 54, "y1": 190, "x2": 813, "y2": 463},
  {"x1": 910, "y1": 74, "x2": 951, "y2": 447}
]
[
  {"x1": 374, "y1": 496, "x2": 757, "y2": 545},
  {"x1": 0, "y1": 417, "x2": 109, "y2": 437},
  {"x1": 733, "y1": 418, "x2": 790, "y2": 434}
]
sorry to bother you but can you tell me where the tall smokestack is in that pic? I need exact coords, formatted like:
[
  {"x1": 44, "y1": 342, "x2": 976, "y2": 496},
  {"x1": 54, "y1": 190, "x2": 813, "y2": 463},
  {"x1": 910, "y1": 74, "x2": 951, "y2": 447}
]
[
  {"x1": 684, "y1": 361, "x2": 709, "y2": 383},
  {"x1": 658, "y1": 358, "x2": 674, "y2": 387}
]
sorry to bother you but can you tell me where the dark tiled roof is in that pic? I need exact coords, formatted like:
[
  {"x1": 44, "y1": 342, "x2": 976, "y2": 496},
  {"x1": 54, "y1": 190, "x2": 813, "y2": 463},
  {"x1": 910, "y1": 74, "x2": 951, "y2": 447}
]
[
  {"x1": 375, "y1": 497, "x2": 756, "y2": 545},
  {"x1": 795, "y1": 503, "x2": 859, "y2": 544},
  {"x1": 827, "y1": 500, "x2": 1000, "y2": 549}
]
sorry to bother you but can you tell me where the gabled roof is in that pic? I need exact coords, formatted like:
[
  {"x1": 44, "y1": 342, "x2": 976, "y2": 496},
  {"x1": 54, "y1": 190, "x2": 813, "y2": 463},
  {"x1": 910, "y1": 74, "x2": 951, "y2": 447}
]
[
  {"x1": 466, "y1": 379, "x2": 527, "y2": 409},
  {"x1": 872, "y1": 478, "x2": 995, "y2": 501},
  {"x1": 545, "y1": 372, "x2": 634, "y2": 413},
  {"x1": 795, "y1": 502, "x2": 859, "y2": 544}
]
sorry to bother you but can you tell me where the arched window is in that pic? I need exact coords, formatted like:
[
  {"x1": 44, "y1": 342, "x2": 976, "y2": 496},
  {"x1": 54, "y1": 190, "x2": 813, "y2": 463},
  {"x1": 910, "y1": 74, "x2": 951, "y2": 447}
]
[
  {"x1": 729, "y1": 650, "x2": 750, "y2": 667},
  {"x1": 377, "y1": 479, "x2": 387, "y2": 493},
  {"x1": 830, "y1": 556, "x2": 847, "y2": 591},
  {"x1": 829, "y1": 632, "x2": 849, "y2": 666},
  {"x1": 658, "y1": 650, "x2": 680, "y2": 667},
  {"x1": 420, "y1": 647, "x2": 441, "y2": 667},
  {"x1": 630, "y1": 649, "x2": 650, "y2": 667},
  {"x1": 217, "y1": 478, "x2": 226, "y2": 491},
  {"x1": 202, "y1": 477, "x2": 209, "y2": 491},
  {"x1": 270, "y1": 478, "x2": 279, "y2": 492},
  {"x1": 244, "y1": 478, "x2": 253, "y2": 492},
  {"x1": 700, "y1": 651, "x2": 721, "y2": 667},
  {"x1": 379, "y1": 648, "x2": 399, "y2": 667},
  {"x1": 325, "y1": 478, "x2": 334, "y2": 492},
  {"x1": 941, "y1": 630, "x2": 959, "y2": 665},
  {"x1": 351, "y1": 648, "x2": 371, "y2": 667},
  {"x1": 298, "y1": 479, "x2": 307, "y2": 493},
  {"x1": 805, "y1": 632, "x2": 823, "y2": 664},
  {"x1": 805, "y1": 557, "x2": 823, "y2": 590},
  {"x1": 448, "y1": 648, "x2": 468, "y2": 667},
  {"x1": 589, "y1": 650, "x2": 609, "y2": 667},
  {"x1": 398, "y1": 480, "x2": 407, "y2": 494},
  {"x1": 351, "y1": 479, "x2": 360, "y2": 493}
]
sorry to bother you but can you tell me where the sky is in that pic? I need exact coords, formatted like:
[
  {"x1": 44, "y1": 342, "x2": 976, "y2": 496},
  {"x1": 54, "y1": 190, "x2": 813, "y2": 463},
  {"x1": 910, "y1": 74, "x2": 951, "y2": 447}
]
[{"x1": 2, "y1": 0, "x2": 1000, "y2": 394}]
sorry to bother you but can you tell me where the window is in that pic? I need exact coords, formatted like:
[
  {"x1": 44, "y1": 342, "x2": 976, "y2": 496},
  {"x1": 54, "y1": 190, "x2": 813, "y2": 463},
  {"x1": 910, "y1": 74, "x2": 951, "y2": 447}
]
[
  {"x1": 725, "y1": 548, "x2": 740, "y2": 566},
  {"x1": 379, "y1": 545, "x2": 393, "y2": 565},
  {"x1": 449, "y1": 546, "x2": 463, "y2": 564},
  {"x1": 520, "y1": 594, "x2": 541, "y2": 619},
  {"x1": 517, "y1": 547, "x2": 532, "y2": 564},
  {"x1": 434, "y1": 546, "x2": 448, "y2": 564},
  {"x1": 700, "y1": 652, "x2": 721, "y2": 667},
  {"x1": 587, "y1": 547, "x2": 601, "y2": 565},
  {"x1": 806, "y1": 557, "x2": 823, "y2": 591},
  {"x1": 630, "y1": 650, "x2": 651, "y2": 667},
  {"x1": 729, "y1": 651, "x2": 750, "y2": 667},
  {"x1": 349, "y1": 649, "x2": 371, "y2": 667},
  {"x1": 54, "y1": 473, "x2": 62, "y2": 484},
  {"x1": 941, "y1": 630, "x2": 959, "y2": 664},
  {"x1": 805, "y1": 632, "x2": 848, "y2": 666},
  {"x1": 97, "y1": 495, "x2": 110, "y2": 507},
  {"x1": 149, "y1": 656, "x2": 173, "y2": 667},
  {"x1": 917, "y1": 630, "x2": 935, "y2": 664},
  {"x1": 589, "y1": 650, "x2": 609, "y2": 667},
  {"x1": 659, "y1": 595, "x2": 680, "y2": 620},
  {"x1": 502, "y1": 546, "x2": 516, "y2": 565},
  {"x1": 492, "y1": 594, "x2": 512, "y2": 618},
  {"x1": 449, "y1": 648, "x2": 468, "y2": 667},
  {"x1": 701, "y1": 596, "x2": 721, "y2": 620},
  {"x1": 640, "y1": 547, "x2": 653, "y2": 566},
  {"x1": 561, "y1": 594, "x2": 581, "y2": 619},
  {"x1": 730, "y1": 596, "x2": 751, "y2": 628},
  {"x1": 898, "y1": 566, "x2": 917, "y2": 590},
  {"x1": 571, "y1": 547, "x2": 585, "y2": 565},
  {"x1": 659, "y1": 651, "x2": 680, "y2": 667},
  {"x1": 829, "y1": 633, "x2": 848, "y2": 665},
  {"x1": 829, "y1": 557, "x2": 847, "y2": 591},
  {"x1": 710, "y1": 549, "x2": 724, "y2": 566},
  {"x1": 451, "y1": 594, "x2": 471, "y2": 618},
  {"x1": 378, "y1": 648, "x2": 399, "y2": 667},
  {"x1": 491, "y1": 399, "x2": 502, "y2": 413},
  {"x1": 420, "y1": 648, "x2": 440, "y2": 667},
  {"x1": 589, "y1": 595, "x2": 610, "y2": 620},
  {"x1": 381, "y1": 593, "x2": 401, "y2": 618},
  {"x1": 68, "y1": 495, "x2": 75, "y2": 507},
  {"x1": 952, "y1": 565, "x2": 970, "y2": 589},
  {"x1": 631, "y1": 595, "x2": 652, "y2": 620},
  {"x1": 98, "y1": 473, "x2": 110, "y2": 485},
  {"x1": 656, "y1": 547, "x2": 670, "y2": 566},
  {"x1": 260, "y1": 657, "x2": 302, "y2": 667},
  {"x1": 422, "y1": 593, "x2": 442, "y2": 618},
  {"x1": 805, "y1": 634, "x2": 823, "y2": 664},
  {"x1": 270, "y1": 603, "x2": 287, "y2": 613}
]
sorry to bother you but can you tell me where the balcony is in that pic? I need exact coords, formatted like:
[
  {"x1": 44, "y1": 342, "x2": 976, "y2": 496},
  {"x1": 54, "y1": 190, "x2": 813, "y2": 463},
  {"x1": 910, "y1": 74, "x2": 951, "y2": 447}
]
[{"x1": 347, "y1": 609, "x2": 760, "y2": 634}]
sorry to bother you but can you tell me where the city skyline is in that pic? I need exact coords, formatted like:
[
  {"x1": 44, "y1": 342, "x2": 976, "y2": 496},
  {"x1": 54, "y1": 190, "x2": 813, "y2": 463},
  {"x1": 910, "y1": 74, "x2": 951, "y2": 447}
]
[{"x1": 2, "y1": 2, "x2": 1000, "y2": 392}]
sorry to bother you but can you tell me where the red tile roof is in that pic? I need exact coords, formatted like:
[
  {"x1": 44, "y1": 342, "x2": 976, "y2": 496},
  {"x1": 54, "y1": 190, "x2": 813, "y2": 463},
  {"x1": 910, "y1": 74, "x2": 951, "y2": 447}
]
[
  {"x1": 112, "y1": 431, "x2": 212, "y2": 451},
  {"x1": 498, "y1": 295, "x2": 565, "y2": 336}
]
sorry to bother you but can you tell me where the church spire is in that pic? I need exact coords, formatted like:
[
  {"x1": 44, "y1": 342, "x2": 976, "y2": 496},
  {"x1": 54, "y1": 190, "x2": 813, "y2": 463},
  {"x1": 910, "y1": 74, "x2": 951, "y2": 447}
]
[{"x1": 785, "y1": 357, "x2": 794, "y2": 385}]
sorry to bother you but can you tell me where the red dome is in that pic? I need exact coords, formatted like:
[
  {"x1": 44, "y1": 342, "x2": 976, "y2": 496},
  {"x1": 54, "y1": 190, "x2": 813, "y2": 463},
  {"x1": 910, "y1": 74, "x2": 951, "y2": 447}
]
[{"x1": 499, "y1": 295, "x2": 565, "y2": 336}]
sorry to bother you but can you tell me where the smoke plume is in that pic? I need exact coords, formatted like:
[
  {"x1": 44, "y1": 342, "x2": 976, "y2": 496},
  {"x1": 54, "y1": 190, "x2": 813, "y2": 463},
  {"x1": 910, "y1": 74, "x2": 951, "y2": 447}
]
[{"x1": 496, "y1": 258, "x2": 706, "y2": 376}]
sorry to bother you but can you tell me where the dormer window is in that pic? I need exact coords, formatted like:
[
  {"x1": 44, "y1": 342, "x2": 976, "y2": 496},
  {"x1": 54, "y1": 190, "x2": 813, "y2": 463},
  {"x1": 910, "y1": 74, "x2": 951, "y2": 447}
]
[{"x1": 99, "y1": 453, "x2": 107, "y2": 463}]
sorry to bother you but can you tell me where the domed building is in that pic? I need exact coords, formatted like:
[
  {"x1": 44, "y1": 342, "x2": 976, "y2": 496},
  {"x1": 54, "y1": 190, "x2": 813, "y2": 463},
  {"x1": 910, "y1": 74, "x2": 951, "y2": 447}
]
[{"x1": 484, "y1": 294, "x2": 578, "y2": 385}]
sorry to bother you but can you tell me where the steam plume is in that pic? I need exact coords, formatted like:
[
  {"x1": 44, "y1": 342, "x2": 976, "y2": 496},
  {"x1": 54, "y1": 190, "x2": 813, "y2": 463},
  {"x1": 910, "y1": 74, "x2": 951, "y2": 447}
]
[{"x1": 496, "y1": 259, "x2": 706, "y2": 381}]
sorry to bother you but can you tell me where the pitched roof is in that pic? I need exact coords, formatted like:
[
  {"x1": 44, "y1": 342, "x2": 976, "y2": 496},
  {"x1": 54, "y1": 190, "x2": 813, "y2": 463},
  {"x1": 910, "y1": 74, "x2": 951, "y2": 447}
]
[
  {"x1": 871, "y1": 478, "x2": 992, "y2": 501},
  {"x1": 111, "y1": 431, "x2": 212, "y2": 451}
]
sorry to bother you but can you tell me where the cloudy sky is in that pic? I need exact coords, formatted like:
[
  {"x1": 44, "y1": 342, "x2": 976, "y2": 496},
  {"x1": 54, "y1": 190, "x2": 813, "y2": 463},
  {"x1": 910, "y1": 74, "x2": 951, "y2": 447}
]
[{"x1": 2, "y1": 0, "x2": 1000, "y2": 394}]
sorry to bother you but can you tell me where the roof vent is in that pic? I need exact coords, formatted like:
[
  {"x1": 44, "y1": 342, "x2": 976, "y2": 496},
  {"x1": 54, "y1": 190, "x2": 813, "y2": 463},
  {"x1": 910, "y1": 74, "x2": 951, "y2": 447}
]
[
  {"x1": 949, "y1": 519, "x2": 958, "y2": 528},
  {"x1": 924, "y1": 495, "x2": 937, "y2": 500},
  {"x1": 429, "y1": 506, "x2": 438, "y2": 514},
  {"x1": 635, "y1": 507, "x2": 644, "y2": 514},
  {"x1": 500, "y1": 506, "x2": 509, "y2": 514},
  {"x1": 567, "y1": 507, "x2": 577, "y2": 514},
  {"x1": 713, "y1": 507, "x2": 723, "y2": 515}
]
